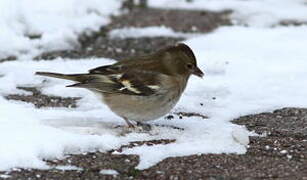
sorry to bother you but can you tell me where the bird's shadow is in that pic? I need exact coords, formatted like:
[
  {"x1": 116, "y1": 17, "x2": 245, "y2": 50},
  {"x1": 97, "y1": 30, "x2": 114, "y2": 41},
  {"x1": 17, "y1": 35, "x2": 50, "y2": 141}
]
[
  {"x1": 41, "y1": 117, "x2": 122, "y2": 135},
  {"x1": 41, "y1": 117, "x2": 184, "y2": 136}
]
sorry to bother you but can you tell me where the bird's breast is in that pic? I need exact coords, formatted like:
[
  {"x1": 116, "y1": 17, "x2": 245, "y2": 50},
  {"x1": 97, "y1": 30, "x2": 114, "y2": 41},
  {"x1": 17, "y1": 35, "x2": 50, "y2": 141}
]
[{"x1": 102, "y1": 89, "x2": 181, "y2": 122}]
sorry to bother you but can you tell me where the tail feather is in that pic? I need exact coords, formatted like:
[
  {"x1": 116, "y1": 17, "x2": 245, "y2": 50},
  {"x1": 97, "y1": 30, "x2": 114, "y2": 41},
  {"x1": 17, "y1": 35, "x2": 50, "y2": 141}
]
[{"x1": 35, "y1": 72, "x2": 88, "y2": 82}]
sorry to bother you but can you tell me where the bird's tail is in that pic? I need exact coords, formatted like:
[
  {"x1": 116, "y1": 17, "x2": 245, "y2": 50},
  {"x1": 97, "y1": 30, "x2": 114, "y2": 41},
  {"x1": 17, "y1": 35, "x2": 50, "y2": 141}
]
[{"x1": 35, "y1": 72, "x2": 88, "y2": 82}]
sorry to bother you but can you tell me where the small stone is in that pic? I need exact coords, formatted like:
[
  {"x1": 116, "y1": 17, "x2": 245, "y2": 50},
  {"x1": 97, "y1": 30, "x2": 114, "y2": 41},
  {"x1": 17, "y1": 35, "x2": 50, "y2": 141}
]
[
  {"x1": 191, "y1": 26, "x2": 198, "y2": 31},
  {"x1": 115, "y1": 48, "x2": 122, "y2": 53},
  {"x1": 100, "y1": 169, "x2": 119, "y2": 176},
  {"x1": 287, "y1": 154, "x2": 293, "y2": 159}
]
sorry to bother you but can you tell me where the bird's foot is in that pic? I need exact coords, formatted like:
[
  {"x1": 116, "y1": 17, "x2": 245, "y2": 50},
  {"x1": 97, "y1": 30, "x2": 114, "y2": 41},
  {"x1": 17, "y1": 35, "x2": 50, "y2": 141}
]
[
  {"x1": 136, "y1": 122, "x2": 152, "y2": 131},
  {"x1": 113, "y1": 121, "x2": 152, "y2": 135}
]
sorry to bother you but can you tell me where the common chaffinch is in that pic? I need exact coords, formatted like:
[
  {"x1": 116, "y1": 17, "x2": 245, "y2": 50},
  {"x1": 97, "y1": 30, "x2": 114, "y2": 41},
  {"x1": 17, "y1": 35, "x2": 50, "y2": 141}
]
[{"x1": 36, "y1": 43, "x2": 204, "y2": 127}]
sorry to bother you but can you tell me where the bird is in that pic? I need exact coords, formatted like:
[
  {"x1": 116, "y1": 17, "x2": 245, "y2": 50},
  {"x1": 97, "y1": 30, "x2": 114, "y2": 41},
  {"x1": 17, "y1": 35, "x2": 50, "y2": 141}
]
[{"x1": 36, "y1": 43, "x2": 204, "y2": 127}]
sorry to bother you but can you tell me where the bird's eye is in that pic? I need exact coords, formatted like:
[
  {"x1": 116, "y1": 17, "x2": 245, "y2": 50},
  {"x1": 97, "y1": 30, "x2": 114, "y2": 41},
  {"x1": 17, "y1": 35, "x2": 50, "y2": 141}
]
[{"x1": 186, "y1": 63, "x2": 193, "y2": 69}]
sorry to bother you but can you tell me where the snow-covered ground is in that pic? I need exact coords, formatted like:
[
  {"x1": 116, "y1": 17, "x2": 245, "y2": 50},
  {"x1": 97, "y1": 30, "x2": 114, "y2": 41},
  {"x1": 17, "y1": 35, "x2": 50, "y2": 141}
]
[
  {"x1": 0, "y1": 0, "x2": 121, "y2": 59},
  {"x1": 1, "y1": 0, "x2": 307, "y2": 171}
]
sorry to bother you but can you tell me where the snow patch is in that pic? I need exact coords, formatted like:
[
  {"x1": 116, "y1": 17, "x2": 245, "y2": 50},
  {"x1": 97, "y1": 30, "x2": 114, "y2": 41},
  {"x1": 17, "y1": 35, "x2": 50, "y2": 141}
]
[
  {"x1": 0, "y1": 174, "x2": 11, "y2": 179},
  {"x1": 55, "y1": 165, "x2": 83, "y2": 171},
  {"x1": 108, "y1": 26, "x2": 199, "y2": 39},
  {"x1": 0, "y1": 0, "x2": 121, "y2": 59},
  {"x1": 100, "y1": 169, "x2": 119, "y2": 175}
]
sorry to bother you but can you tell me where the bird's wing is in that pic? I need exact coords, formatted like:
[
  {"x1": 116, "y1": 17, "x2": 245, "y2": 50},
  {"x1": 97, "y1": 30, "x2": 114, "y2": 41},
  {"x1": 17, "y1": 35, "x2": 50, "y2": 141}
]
[
  {"x1": 89, "y1": 55, "x2": 161, "y2": 75},
  {"x1": 68, "y1": 69, "x2": 162, "y2": 96},
  {"x1": 89, "y1": 64, "x2": 124, "y2": 75}
]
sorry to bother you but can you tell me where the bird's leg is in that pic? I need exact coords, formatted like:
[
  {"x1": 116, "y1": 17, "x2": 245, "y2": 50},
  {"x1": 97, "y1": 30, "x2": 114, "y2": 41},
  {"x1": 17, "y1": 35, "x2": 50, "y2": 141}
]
[{"x1": 123, "y1": 117, "x2": 135, "y2": 128}]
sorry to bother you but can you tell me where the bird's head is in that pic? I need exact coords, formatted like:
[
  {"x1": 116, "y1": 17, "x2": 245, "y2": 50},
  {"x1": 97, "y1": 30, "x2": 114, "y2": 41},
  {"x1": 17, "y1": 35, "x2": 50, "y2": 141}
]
[{"x1": 159, "y1": 43, "x2": 204, "y2": 78}]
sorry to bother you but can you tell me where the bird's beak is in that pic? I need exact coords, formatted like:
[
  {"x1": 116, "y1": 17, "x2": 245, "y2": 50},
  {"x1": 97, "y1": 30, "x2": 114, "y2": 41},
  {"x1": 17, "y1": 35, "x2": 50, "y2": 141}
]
[{"x1": 193, "y1": 66, "x2": 204, "y2": 78}]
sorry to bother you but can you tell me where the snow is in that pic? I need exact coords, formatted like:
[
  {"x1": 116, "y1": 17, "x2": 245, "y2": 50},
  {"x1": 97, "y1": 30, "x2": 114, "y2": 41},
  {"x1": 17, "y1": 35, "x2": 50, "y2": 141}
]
[
  {"x1": 148, "y1": 0, "x2": 307, "y2": 27},
  {"x1": 108, "y1": 26, "x2": 198, "y2": 39},
  {"x1": 0, "y1": 94, "x2": 122, "y2": 170},
  {"x1": 1, "y1": 0, "x2": 307, "y2": 172},
  {"x1": 0, "y1": 174, "x2": 11, "y2": 179},
  {"x1": 55, "y1": 165, "x2": 83, "y2": 171},
  {"x1": 99, "y1": 169, "x2": 119, "y2": 175},
  {"x1": 0, "y1": 0, "x2": 121, "y2": 59}
]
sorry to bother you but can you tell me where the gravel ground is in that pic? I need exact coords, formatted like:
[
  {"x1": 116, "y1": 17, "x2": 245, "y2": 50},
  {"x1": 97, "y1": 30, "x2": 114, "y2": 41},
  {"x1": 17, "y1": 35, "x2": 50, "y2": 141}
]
[
  {"x1": 35, "y1": 37, "x2": 183, "y2": 61},
  {"x1": 1, "y1": 5, "x2": 307, "y2": 180},
  {"x1": 108, "y1": 7, "x2": 232, "y2": 33}
]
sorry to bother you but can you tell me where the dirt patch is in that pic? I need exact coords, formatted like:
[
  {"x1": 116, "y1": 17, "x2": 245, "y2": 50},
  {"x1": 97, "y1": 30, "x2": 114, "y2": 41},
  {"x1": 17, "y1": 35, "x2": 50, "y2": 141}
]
[
  {"x1": 109, "y1": 139, "x2": 176, "y2": 154},
  {"x1": 7, "y1": 154, "x2": 140, "y2": 180},
  {"x1": 5, "y1": 87, "x2": 79, "y2": 108},
  {"x1": 35, "y1": 37, "x2": 183, "y2": 60},
  {"x1": 108, "y1": 8, "x2": 232, "y2": 33},
  {"x1": 234, "y1": 108, "x2": 307, "y2": 138},
  {"x1": 279, "y1": 20, "x2": 307, "y2": 26},
  {"x1": 0, "y1": 56, "x2": 17, "y2": 63}
]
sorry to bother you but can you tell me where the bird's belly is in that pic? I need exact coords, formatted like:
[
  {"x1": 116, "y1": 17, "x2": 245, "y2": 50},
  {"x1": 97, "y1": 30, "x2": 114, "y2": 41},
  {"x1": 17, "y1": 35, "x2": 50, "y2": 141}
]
[{"x1": 103, "y1": 93, "x2": 179, "y2": 122}]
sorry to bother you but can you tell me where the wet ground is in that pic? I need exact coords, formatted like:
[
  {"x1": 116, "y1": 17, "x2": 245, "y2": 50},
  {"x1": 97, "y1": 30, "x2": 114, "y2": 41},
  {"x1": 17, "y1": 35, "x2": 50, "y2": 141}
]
[{"x1": 1, "y1": 4, "x2": 307, "y2": 180}]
